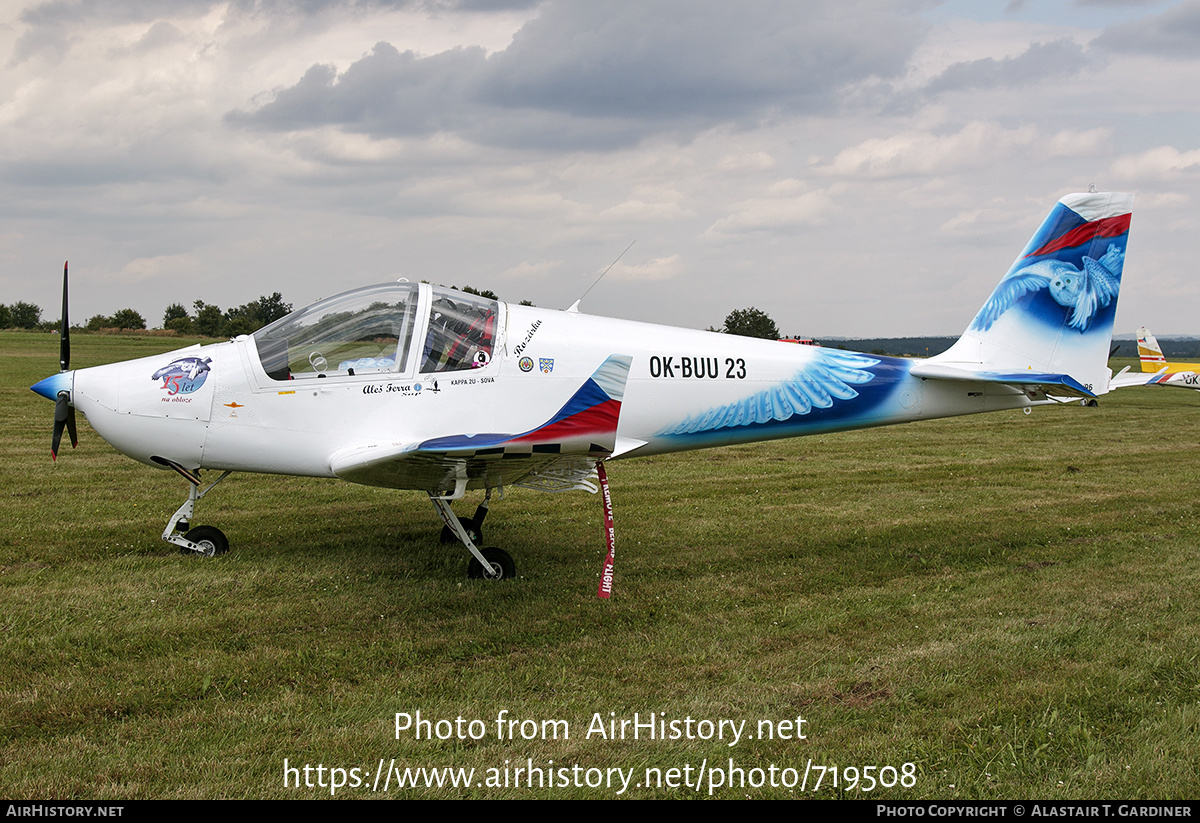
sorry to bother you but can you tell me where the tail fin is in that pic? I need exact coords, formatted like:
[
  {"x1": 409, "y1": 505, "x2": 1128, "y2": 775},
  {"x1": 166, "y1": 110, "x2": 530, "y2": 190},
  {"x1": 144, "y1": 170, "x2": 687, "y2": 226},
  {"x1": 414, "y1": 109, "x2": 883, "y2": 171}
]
[
  {"x1": 927, "y1": 192, "x2": 1132, "y2": 396},
  {"x1": 1136, "y1": 326, "x2": 1167, "y2": 372}
]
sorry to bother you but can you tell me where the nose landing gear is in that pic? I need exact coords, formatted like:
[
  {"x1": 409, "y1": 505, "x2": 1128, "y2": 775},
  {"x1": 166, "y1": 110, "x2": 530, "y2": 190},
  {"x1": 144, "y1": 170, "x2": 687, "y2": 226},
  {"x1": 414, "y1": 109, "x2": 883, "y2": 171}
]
[{"x1": 156, "y1": 460, "x2": 234, "y2": 557}]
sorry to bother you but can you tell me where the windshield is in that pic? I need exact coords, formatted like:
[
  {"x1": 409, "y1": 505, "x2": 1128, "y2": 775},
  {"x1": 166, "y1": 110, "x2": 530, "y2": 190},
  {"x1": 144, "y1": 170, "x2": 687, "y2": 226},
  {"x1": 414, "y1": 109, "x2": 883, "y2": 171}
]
[{"x1": 253, "y1": 282, "x2": 419, "y2": 380}]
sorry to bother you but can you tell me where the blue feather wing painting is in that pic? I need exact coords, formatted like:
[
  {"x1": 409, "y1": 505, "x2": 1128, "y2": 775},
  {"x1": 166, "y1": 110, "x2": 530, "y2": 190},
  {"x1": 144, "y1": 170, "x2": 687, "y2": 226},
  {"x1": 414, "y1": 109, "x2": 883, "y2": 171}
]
[
  {"x1": 661, "y1": 350, "x2": 880, "y2": 436},
  {"x1": 971, "y1": 268, "x2": 1053, "y2": 331}
]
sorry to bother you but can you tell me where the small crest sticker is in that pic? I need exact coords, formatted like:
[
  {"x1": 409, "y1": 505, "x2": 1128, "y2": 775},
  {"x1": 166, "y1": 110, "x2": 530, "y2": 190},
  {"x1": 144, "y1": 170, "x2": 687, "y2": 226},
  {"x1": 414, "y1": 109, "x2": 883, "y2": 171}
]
[
  {"x1": 539, "y1": 358, "x2": 554, "y2": 374},
  {"x1": 518, "y1": 356, "x2": 534, "y2": 372}
]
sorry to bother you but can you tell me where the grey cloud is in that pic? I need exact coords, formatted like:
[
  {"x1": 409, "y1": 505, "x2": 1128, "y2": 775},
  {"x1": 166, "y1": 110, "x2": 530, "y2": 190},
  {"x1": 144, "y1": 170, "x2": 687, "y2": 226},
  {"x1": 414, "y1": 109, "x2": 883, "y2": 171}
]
[
  {"x1": 17, "y1": 0, "x2": 532, "y2": 26},
  {"x1": 228, "y1": 42, "x2": 488, "y2": 135},
  {"x1": 437, "y1": 0, "x2": 542, "y2": 10},
  {"x1": 925, "y1": 38, "x2": 1090, "y2": 94},
  {"x1": 230, "y1": 0, "x2": 927, "y2": 149},
  {"x1": 12, "y1": 0, "x2": 219, "y2": 64},
  {"x1": 1076, "y1": 0, "x2": 1162, "y2": 7},
  {"x1": 481, "y1": 1, "x2": 920, "y2": 119},
  {"x1": 19, "y1": 0, "x2": 219, "y2": 27},
  {"x1": 10, "y1": 0, "x2": 526, "y2": 62},
  {"x1": 133, "y1": 20, "x2": 187, "y2": 51},
  {"x1": 1092, "y1": 0, "x2": 1200, "y2": 58}
]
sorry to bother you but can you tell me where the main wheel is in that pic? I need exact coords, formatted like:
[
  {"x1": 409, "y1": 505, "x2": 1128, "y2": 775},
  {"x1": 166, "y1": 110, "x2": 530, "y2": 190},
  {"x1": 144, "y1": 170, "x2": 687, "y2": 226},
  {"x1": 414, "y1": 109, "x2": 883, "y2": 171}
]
[
  {"x1": 182, "y1": 525, "x2": 229, "y2": 557},
  {"x1": 440, "y1": 517, "x2": 482, "y2": 546},
  {"x1": 467, "y1": 547, "x2": 515, "y2": 580}
]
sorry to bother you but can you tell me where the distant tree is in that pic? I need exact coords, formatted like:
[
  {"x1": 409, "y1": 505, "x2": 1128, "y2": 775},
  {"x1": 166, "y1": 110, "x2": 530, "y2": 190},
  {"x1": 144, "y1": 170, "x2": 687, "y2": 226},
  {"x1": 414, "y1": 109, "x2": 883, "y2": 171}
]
[
  {"x1": 518, "y1": 300, "x2": 534, "y2": 307},
  {"x1": 193, "y1": 301, "x2": 225, "y2": 337},
  {"x1": 85, "y1": 314, "x2": 111, "y2": 331},
  {"x1": 720, "y1": 307, "x2": 779, "y2": 340},
  {"x1": 10, "y1": 301, "x2": 41, "y2": 329},
  {"x1": 255, "y1": 292, "x2": 292, "y2": 325},
  {"x1": 166, "y1": 316, "x2": 194, "y2": 335},
  {"x1": 0, "y1": 304, "x2": 11, "y2": 328},
  {"x1": 224, "y1": 315, "x2": 258, "y2": 337},
  {"x1": 456, "y1": 285, "x2": 500, "y2": 301},
  {"x1": 163, "y1": 303, "x2": 189, "y2": 327},
  {"x1": 223, "y1": 292, "x2": 293, "y2": 336},
  {"x1": 110, "y1": 308, "x2": 146, "y2": 330},
  {"x1": 222, "y1": 301, "x2": 257, "y2": 336}
]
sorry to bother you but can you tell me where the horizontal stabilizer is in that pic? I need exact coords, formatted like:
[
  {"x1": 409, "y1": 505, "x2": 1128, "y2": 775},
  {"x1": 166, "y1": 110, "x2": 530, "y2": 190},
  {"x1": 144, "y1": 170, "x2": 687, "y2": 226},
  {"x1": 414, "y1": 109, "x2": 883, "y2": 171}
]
[
  {"x1": 1109, "y1": 365, "x2": 1163, "y2": 390},
  {"x1": 910, "y1": 362, "x2": 1096, "y2": 398}
]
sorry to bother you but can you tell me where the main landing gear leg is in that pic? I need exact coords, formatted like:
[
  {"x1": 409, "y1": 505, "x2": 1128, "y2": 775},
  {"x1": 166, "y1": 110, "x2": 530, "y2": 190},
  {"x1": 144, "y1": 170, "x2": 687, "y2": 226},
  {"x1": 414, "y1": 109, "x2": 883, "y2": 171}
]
[
  {"x1": 437, "y1": 487, "x2": 491, "y2": 546},
  {"x1": 429, "y1": 492, "x2": 514, "y2": 581},
  {"x1": 162, "y1": 469, "x2": 234, "y2": 556}
]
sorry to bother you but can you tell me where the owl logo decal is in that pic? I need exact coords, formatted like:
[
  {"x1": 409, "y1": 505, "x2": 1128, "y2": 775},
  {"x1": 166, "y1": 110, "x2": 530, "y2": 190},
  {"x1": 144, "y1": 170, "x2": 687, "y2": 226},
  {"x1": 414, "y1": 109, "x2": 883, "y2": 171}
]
[{"x1": 151, "y1": 356, "x2": 212, "y2": 396}]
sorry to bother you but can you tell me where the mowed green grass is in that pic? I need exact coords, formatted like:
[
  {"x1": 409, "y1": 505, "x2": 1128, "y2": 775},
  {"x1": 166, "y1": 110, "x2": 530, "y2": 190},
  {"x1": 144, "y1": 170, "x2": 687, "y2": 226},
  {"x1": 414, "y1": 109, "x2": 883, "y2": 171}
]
[{"x1": 2, "y1": 331, "x2": 1198, "y2": 799}]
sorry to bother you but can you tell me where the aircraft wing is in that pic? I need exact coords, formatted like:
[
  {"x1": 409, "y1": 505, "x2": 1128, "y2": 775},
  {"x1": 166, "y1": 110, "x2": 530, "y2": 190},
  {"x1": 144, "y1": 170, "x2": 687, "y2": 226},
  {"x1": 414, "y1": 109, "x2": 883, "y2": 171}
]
[
  {"x1": 908, "y1": 362, "x2": 1096, "y2": 400},
  {"x1": 330, "y1": 355, "x2": 633, "y2": 497}
]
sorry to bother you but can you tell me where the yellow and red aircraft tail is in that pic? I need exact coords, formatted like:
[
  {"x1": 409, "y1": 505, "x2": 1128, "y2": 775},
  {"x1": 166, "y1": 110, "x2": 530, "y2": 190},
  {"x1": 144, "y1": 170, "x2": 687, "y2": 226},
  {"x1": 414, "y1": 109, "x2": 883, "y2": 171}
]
[
  {"x1": 1137, "y1": 327, "x2": 1168, "y2": 372},
  {"x1": 1136, "y1": 327, "x2": 1200, "y2": 376}
]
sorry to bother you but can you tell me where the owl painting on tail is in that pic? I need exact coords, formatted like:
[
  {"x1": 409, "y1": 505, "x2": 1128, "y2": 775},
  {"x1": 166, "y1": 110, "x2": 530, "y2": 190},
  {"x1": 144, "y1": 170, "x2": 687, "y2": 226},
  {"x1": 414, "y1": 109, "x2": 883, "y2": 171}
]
[{"x1": 971, "y1": 243, "x2": 1124, "y2": 333}]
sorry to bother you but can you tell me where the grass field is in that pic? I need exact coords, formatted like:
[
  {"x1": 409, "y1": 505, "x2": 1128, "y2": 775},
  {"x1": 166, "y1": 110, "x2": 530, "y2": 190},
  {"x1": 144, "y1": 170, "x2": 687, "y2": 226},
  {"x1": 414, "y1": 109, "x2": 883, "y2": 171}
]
[{"x1": 3, "y1": 330, "x2": 1199, "y2": 799}]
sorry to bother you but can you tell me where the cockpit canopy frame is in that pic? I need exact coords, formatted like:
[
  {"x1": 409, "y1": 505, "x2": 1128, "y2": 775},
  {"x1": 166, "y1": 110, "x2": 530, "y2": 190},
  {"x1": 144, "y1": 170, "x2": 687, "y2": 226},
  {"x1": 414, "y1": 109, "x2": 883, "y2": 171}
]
[{"x1": 252, "y1": 281, "x2": 501, "y2": 382}]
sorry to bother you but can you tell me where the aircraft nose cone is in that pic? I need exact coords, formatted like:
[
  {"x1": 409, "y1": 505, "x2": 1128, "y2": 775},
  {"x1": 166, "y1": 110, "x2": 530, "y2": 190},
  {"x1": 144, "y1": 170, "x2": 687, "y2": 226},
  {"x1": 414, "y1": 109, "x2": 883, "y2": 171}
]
[{"x1": 31, "y1": 371, "x2": 73, "y2": 401}]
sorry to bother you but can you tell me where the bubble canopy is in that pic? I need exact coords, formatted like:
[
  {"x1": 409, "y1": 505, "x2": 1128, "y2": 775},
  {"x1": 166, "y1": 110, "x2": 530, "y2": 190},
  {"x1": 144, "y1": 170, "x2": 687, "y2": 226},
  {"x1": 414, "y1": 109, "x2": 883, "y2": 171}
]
[
  {"x1": 251, "y1": 282, "x2": 500, "y2": 381},
  {"x1": 252, "y1": 282, "x2": 420, "y2": 381}
]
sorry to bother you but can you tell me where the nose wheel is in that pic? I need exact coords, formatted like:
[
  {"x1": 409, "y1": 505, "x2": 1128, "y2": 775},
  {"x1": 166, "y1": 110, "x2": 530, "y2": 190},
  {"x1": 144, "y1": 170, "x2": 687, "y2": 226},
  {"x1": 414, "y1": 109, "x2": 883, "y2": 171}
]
[
  {"x1": 181, "y1": 525, "x2": 229, "y2": 557},
  {"x1": 159, "y1": 464, "x2": 234, "y2": 557}
]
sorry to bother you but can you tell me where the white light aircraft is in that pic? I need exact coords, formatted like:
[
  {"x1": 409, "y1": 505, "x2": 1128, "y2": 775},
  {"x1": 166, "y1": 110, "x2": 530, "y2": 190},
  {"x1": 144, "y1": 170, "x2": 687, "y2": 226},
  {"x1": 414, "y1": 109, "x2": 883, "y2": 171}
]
[{"x1": 33, "y1": 192, "x2": 1134, "y2": 593}]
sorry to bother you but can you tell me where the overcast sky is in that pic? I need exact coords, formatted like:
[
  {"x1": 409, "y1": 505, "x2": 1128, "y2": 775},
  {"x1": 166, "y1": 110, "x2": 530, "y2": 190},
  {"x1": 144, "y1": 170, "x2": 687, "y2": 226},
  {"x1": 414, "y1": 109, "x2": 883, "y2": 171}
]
[{"x1": 4, "y1": 0, "x2": 1200, "y2": 337}]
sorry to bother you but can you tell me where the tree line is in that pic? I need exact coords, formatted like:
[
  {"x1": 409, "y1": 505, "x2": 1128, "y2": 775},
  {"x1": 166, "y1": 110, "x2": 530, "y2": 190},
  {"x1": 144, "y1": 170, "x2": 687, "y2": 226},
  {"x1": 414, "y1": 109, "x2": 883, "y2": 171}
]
[
  {"x1": 0, "y1": 292, "x2": 294, "y2": 337},
  {"x1": 161, "y1": 293, "x2": 292, "y2": 337},
  {"x1": 2, "y1": 292, "x2": 795, "y2": 342},
  {"x1": 0, "y1": 302, "x2": 44, "y2": 330},
  {"x1": 0, "y1": 284, "x2": 535, "y2": 337}
]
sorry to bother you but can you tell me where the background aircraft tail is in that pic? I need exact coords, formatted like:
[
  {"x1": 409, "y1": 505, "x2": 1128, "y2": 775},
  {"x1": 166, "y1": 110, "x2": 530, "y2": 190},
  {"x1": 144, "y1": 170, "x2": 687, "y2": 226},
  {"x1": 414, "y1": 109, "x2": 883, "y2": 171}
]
[
  {"x1": 1136, "y1": 327, "x2": 1167, "y2": 372},
  {"x1": 924, "y1": 192, "x2": 1133, "y2": 396}
]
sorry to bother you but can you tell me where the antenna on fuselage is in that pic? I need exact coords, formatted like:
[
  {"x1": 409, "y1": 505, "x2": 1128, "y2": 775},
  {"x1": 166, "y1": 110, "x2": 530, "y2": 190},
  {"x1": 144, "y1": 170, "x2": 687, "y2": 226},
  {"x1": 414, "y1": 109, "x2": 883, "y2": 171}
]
[{"x1": 567, "y1": 241, "x2": 635, "y2": 313}]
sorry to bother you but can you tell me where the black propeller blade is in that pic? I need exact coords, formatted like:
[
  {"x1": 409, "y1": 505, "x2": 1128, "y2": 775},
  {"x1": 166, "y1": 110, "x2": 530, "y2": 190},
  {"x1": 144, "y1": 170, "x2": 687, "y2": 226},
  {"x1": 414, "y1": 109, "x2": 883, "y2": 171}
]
[
  {"x1": 51, "y1": 261, "x2": 77, "y2": 461},
  {"x1": 52, "y1": 391, "x2": 77, "y2": 461},
  {"x1": 60, "y1": 261, "x2": 70, "y2": 371}
]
